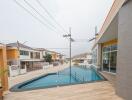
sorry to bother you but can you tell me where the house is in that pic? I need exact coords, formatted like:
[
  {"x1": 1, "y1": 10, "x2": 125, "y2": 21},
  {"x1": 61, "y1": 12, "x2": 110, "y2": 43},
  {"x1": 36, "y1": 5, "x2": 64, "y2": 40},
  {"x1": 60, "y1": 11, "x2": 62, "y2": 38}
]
[
  {"x1": 0, "y1": 43, "x2": 8, "y2": 91},
  {"x1": 35, "y1": 48, "x2": 47, "y2": 60},
  {"x1": 56, "y1": 53, "x2": 66, "y2": 64},
  {"x1": 7, "y1": 42, "x2": 44, "y2": 73},
  {"x1": 46, "y1": 50, "x2": 57, "y2": 62},
  {"x1": 45, "y1": 50, "x2": 64, "y2": 63},
  {"x1": 91, "y1": 0, "x2": 132, "y2": 99},
  {"x1": 72, "y1": 53, "x2": 92, "y2": 65}
]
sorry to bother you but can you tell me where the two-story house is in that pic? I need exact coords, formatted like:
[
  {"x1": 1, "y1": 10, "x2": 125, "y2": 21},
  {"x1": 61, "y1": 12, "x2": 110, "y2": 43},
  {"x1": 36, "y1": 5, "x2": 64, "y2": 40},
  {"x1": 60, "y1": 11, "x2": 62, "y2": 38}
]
[{"x1": 7, "y1": 42, "x2": 44, "y2": 72}]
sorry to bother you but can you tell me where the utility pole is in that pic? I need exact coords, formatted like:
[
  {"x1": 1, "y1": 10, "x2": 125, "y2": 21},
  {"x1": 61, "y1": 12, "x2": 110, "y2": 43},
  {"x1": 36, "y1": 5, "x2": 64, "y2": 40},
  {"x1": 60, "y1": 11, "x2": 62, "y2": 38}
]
[
  {"x1": 69, "y1": 28, "x2": 72, "y2": 83},
  {"x1": 63, "y1": 27, "x2": 74, "y2": 83},
  {"x1": 95, "y1": 26, "x2": 98, "y2": 36},
  {"x1": 17, "y1": 40, "x2": 21, "y2": 75},
  {"x1": 89, "y1": 26, "x2": 98, "y2": 42}
]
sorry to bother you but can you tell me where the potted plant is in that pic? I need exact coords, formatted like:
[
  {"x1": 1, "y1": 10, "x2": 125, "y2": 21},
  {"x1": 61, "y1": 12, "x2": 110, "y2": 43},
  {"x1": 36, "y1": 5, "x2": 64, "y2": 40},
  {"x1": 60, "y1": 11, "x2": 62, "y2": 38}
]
[{"x1": 0, "y1": 69, "x2": 8, "y2": 100}]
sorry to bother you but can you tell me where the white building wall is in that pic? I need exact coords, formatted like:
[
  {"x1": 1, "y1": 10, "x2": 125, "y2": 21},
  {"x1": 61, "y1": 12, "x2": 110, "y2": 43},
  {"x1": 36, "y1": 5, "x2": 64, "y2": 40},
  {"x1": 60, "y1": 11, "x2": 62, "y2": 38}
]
[
  {"x1": 116, "y1": 1, "x2": 132, "y2": 100},
  {"x1": 39, "y1": 51, "x2": 43, "y2": 59},
  {"x1": 19, "y1": 48, "x2": 43, "y2": 60}
]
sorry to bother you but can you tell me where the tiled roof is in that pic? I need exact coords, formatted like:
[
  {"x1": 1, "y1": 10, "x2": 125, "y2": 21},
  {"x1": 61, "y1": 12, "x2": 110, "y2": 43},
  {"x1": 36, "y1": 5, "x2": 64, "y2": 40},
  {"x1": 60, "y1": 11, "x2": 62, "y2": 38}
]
[
  {"x1": 35, "y1": 48, "x2": 47, "y2": 51},
  {"x1": 7, "y1": 42, "x2": 34, "y2": 50}
]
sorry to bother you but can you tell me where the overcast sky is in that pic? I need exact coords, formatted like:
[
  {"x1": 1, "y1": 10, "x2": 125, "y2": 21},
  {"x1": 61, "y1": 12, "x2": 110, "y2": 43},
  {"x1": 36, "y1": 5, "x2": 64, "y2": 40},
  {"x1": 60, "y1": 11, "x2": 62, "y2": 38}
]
[{"x1": 0, "y1": 0, "x2": 114, "y2": 57}]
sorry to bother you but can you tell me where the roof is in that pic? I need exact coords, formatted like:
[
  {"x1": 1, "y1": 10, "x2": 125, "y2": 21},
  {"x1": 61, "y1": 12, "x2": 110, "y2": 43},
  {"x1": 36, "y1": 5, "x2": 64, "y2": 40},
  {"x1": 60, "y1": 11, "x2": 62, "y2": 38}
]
[
  {"x1": 72, "y1": 53, "x2": 92, "y2": 59},
  {"x1": 35, "y1": 48, "x2": 47, "y2": 51},
  {"x1": 7, "y1": 42, "x2": 34, "y2": 50},
  {"x1": 46, "y1": 50, "x2": 64, "y2": 56},
  {"x1": 0, "y1": 43, "x2": 6, "y2": 49},
  {"x1": 92, "y1": 0, "x2": 126, "y2": 49},
  {"x1": 0, "y1": 43, "x2": 5, "y2": 46}
]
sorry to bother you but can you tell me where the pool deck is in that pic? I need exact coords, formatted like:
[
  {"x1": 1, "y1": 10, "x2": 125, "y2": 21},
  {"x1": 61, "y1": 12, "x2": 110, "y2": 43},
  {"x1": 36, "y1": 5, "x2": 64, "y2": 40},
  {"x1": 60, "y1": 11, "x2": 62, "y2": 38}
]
[
  {"x1": 100, "y1": 71, "x2": 116, "y2": 86},
  {"x1": 8, "y1": 64, "x2": 69, "y2": 88},
  {"x1": 4, "y1": 65, "x2": 123, "y2": 100}
]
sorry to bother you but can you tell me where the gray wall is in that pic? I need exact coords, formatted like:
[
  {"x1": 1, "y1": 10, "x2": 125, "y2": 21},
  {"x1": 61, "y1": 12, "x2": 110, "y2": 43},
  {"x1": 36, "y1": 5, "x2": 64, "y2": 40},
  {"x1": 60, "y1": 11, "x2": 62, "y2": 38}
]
[{"x1": 116, "y1": 1, "x2": 132, "y2": 100}]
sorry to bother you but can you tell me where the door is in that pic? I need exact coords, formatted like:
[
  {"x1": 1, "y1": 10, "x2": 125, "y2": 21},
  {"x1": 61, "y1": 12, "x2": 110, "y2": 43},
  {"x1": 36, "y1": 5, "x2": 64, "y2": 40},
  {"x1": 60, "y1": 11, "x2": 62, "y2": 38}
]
[
  {"x1": 110, "y1": 51, "x2": 117, "y2": 73},
  {"x1": 102, "y1": 52, "x2": 110, "y2": 72}
]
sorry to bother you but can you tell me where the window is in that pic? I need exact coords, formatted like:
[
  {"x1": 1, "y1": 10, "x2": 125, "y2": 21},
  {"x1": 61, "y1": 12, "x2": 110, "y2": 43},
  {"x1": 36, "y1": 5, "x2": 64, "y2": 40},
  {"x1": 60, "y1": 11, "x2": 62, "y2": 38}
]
[
  {"x1": 20, "y1": 50, "x2": 29, "y2": 56},
  {"x1": 30, "y1": 52, "x2": 33, "y2": 58},
  {"x1": 102, "y1": 52, "x2": 110, "y2": 72},
  {"x1": 111, "y1": 44, "x2": 117, "y2": 51},
  {"x1": 20, "y1": 50, "x2": 23, "y2": 55},
  {"x1": 30, "y1": 52, "x2": 40, "y2": 59},
  {"x1": 110, "y1": 51, "x2": 117, "y2": 73},
  {"x1": 103, "y1": 46, "x2": 111, "y2": 52},
  {"x1": 36, "y1": 52, "x2": 40, "y2": 59},
  {"x1": 102, "y1": 44, "x2": 117, "y2": 73}
]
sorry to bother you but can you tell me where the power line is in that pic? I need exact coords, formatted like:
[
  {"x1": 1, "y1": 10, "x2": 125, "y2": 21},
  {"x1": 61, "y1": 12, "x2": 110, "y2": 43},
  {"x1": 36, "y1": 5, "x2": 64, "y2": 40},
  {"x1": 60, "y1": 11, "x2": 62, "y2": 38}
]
[
  {"x1": 36, "y1": 0, "x2": 68, "y2": 34},
  {"x1": 23, "y1": 0, "x2": 64, "y2": 34},
  {"x1": 64, "y1": 38, "x2": 89, "y2": 43},
  {"x1": 14, "y1": 0, "x2": 89, "y2": 43},
  {"x1": 14, "y1": 0, "x2": 61, "y2": 34},
  {"x1": 47, "y1": 48, "x2": 69, "y2": 49},
  {"x1": 74, "y1": 39, "x2": 89, "y2": 42},
  {"x1": 74, "y1": 41, "x2": 89, "y2": 43}
]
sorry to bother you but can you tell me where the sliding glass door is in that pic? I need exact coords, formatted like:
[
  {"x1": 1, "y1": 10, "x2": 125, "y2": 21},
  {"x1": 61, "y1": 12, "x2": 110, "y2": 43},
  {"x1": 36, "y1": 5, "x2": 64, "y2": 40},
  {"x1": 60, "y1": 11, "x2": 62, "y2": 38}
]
[
  {"x1": 110, "y1": 51, "x2": 117, "y2": 73},
  {"x1": 102, "y1": 44, "x2": 117, "y2": 73},
  {"x1": 102, "y1": 52, "x2": 110, "y2": 72}
]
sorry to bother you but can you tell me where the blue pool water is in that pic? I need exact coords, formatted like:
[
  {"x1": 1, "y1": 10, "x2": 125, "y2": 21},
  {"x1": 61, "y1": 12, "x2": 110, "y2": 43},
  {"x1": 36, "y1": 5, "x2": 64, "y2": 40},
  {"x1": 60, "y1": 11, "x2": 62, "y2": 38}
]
[{"x1": 11, "y1": 66, "x2": 104, "y2": 91}]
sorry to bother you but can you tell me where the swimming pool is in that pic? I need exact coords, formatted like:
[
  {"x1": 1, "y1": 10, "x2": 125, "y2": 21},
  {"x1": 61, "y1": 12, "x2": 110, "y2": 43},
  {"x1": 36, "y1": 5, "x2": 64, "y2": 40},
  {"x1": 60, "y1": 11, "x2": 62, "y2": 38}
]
[{"x1": 10, "y1": 66, "x2": 105, "y2": 92}]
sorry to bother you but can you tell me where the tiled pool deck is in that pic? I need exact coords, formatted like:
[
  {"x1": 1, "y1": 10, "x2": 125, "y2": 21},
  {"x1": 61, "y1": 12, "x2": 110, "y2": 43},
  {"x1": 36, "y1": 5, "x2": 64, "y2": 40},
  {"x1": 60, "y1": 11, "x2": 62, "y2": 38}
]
[{"x1": 4, "y1": 65, "x2": 123, "y2": 100}]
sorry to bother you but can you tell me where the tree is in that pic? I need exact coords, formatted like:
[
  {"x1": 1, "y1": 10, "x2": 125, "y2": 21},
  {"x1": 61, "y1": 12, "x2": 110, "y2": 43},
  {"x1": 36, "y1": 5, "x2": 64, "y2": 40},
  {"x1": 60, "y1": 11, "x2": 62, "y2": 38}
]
[{"x1": 44, "y1": 54, "x2": 52, "y2": 63}]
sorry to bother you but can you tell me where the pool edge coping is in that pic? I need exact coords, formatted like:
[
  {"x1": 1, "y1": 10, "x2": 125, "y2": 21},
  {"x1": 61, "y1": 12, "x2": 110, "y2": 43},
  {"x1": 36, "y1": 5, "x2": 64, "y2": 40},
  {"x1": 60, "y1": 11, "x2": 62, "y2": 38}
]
[{"x1": 10, "y1": 67, "x2": 107, "y2": 92}]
